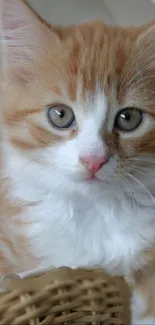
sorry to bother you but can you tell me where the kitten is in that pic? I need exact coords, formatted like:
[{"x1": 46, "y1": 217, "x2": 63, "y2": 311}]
[{"x1": 1, "y1": 0, "x2": 155, "y2": 323}]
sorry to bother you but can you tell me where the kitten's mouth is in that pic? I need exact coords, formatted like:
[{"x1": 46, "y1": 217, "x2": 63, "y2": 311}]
[{"x1": 87, "y1": 174, "x2": 97, "y2": 181}]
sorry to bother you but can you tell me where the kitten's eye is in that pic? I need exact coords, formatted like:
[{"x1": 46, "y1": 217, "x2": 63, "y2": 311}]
[
  {"x1": 47, "y1": 105, "x2": 75, "y2": 129},
  {"x1": 114, "y1": 107, "x2": 143, "y2": 132}
]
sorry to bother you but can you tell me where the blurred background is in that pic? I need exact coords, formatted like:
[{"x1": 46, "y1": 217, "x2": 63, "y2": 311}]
[{"x1": 28, "y1": 0, "x2": 155, "y2": 26}]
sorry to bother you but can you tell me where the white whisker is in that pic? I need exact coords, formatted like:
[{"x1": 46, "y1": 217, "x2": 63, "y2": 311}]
[
  {"x1": 126, "y1": 172, "x2": 155, "y2": 205},
  {"x1": 131, "y1": 166, "x2": 155, "y2": 181},
  {"x1": 122, "y1": 177, "x2": 138, "y2": 210},
  {"x1": 129, "y1": 157, "x2": 155, "y2": 164}
]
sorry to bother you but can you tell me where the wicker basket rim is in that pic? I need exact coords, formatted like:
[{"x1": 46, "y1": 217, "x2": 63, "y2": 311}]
[{"x1": 2, "y1": 268, "x2": 117, "y2": 292}]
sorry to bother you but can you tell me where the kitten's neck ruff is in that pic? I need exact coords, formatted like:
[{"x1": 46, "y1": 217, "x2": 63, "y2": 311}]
[{"x1": 2, "y1": 144, "x2": 155, "y2": 277}]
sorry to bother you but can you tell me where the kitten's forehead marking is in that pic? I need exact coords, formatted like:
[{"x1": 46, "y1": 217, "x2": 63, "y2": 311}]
[
  {"x1": 76, "y1": 85, "x2": 108, "y2": 118},
  {"x1": 77, "y1": 88, "x2": 108, "y2": 154},
  {"x1": 72, "y1": 86, "x2": 108, "y2": 148},
  {"x1": 89, "y1": 87, "x2": 108, "y2": 121}
]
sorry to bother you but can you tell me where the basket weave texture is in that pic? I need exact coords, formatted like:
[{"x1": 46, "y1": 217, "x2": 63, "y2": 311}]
[{"x1": 0, "y1": 268, "x2": 130, "y2": 325}]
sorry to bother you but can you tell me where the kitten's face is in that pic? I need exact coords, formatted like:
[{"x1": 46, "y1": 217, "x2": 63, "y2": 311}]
[{"x1": 2, "y1": 0, "x2": 155, "y2": 195}]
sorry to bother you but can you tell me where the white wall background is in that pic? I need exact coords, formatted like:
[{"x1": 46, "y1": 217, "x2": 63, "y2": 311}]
[
  {"x1": 104, "y1": 0, "x2": 155, "y2": 26},
  {"x1": 28, "y1": 0, "x2": 114, "y2": 25},
  {"x1": 28, "y1": 0, "x2": 155, "y2": 26}
]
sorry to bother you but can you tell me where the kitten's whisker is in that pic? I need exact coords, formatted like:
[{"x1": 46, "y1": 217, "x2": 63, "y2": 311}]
[
  {"x1": 114, "y1": 172, "x2": 138, "y2": 210},
  {"x1": 126, "y1": 172, "x2": 155, "y2": 205},
  {"x1": 121, "y1": 177, "x2": 138, "y2": 210},
  {"x1": 128, "y1": 162, "x2": 155, "y2": 172},
  {"x1": 130, "y1": 166, "x2": 155, "y2": 181},
  {"x1": 129, "y1": 157, "x2": 155, "y2": 164}
]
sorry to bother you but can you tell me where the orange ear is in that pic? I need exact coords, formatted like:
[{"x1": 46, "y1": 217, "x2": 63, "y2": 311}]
[
  {"x1": 130, "y1": 20, "x2": 155, "y2": 78},
  {"x1": 1, "y1": 0, "x2": 59, "y2": 67},
  {"x1": 136, "y1": 20, "x2": 155, "y2": 51}
]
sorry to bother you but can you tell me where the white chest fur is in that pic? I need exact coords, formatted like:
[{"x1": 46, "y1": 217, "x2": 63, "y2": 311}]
[
  {"x1": 16, "y1": 181, "x2": 155, "y2": 276},
  {"x1": 3, "y1": 146, "x2": 155, "y2": 276}
]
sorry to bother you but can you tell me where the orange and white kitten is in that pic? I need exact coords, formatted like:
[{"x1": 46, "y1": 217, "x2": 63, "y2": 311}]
[{"x1": 1, "y1": 0, "x2": 155, "y2": 323}]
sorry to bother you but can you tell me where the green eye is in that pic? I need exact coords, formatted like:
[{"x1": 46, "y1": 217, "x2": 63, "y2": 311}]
[
  {"x1": 114, "y1": 107, "x2": 143, "y2": 132},
  {"x1": 47, "y1": 105, "x2": 75, "y2": 129}
]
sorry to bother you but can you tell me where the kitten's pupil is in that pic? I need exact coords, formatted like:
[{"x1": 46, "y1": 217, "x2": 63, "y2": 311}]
[
  {"x1": 121, "y1": 112, "x2": 131, "y2": 122},
  {"x1": 56, "y1": 109, "x2": 65, "y2": 119}
]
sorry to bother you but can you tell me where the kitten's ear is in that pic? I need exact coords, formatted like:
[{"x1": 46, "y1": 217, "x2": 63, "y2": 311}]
[
  {"x1": 136, "y1": 20, "x2": 155, "y2": 50},
  {"x1": 1, "y1": 0, "x2": 59, "y2": 67},
  {"x1": 133, "y1": 21, "x2": 155, "y2": 73}
]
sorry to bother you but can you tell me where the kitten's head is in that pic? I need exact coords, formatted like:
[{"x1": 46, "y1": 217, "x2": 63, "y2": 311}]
[{"x1": 2, "y1": 0, "x2": 155, "y2": 199}]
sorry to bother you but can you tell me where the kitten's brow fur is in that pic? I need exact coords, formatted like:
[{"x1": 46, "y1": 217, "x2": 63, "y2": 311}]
[{"x1": 1, "y1": 0, "x2": 155, "y2": 323}]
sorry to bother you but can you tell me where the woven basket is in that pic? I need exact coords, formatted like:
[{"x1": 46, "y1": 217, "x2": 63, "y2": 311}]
[{"x1": 0, "y1": 268, "x2": 130, "y2": 325}]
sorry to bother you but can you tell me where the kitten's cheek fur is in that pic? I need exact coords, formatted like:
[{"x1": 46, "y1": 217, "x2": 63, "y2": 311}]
[{"x1": 44, "y1": 142, "x2": 89, "y2": 180}]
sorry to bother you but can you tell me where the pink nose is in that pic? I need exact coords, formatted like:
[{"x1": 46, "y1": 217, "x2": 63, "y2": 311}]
[{"x1": 80, "y1": 155, "x2": 109, "y2": 174}]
